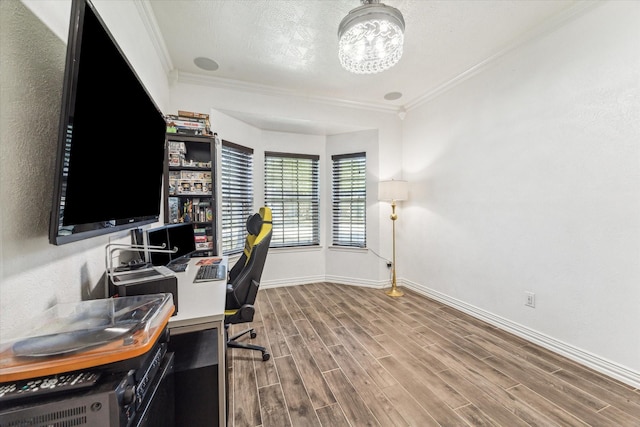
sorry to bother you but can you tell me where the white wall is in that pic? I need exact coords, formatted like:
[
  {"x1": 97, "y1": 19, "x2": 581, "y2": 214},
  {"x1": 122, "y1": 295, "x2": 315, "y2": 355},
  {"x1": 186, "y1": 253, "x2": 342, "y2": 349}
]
[
  {"x1": 0, "y1": 0, "x2": 170, "y2": 340},
  {"x1": 400, "y1": 1, "x2": 640, "y2": 385}
]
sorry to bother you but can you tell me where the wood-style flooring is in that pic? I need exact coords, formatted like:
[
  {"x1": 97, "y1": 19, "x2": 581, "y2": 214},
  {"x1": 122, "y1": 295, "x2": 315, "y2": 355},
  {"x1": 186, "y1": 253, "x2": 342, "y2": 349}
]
[{"x1": 226, "y1": 283, "x2": 640, "y2": 427}]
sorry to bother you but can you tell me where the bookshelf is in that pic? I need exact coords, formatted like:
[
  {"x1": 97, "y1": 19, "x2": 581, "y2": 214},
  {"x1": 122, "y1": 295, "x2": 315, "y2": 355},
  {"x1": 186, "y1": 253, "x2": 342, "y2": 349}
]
[{"x1": 164, "y1": 133, "x2": 218, "y2": 256}]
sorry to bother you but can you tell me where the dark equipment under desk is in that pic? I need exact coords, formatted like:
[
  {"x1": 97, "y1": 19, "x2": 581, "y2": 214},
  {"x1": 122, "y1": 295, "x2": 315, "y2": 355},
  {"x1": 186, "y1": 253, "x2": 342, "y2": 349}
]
[
  {"x1": 167, "y1": 256, "x2": 228, "y2": 427},
  {"x1": 169, "y1": 330, "x2": 219, "y2": 425}
]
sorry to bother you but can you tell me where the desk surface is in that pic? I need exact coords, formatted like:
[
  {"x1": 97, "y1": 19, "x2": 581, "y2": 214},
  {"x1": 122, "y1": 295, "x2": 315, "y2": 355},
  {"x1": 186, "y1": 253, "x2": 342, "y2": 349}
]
[{"x1": 168, "y1": 256, "x2": 228, "y2": 331}]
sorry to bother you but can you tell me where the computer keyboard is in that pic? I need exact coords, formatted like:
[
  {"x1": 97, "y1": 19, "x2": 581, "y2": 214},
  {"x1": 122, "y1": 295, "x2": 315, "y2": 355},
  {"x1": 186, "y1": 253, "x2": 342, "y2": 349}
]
[{"x1": 193, "y1": 264, "x2": 226, "y2": 282}]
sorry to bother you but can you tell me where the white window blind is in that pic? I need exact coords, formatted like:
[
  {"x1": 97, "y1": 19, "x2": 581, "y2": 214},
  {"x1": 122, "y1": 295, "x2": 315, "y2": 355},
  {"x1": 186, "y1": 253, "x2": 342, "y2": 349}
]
[
  {"x1": 221, "y1": 141, "x2": 253, "y2": 254},
  {"x1": 264, "y1": 152, "x2": 319, "y2": 247},
  {"x1": 332, "y1": 152, "x2": 366, "y2": 247}
]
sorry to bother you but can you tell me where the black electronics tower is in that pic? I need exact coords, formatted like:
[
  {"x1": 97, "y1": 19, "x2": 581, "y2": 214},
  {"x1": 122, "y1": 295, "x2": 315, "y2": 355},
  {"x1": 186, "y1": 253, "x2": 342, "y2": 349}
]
[{"x1": 169, "y1": 329, "x2": 219, "y2": 426}]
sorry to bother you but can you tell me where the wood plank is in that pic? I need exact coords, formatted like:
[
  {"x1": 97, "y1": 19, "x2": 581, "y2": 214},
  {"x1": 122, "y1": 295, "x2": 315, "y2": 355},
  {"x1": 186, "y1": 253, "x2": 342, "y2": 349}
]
[
  {"x1": 597, "y1": 403, "x2": 640, "y2": 427},
  {"x1": 428, "y1": 341, "x2": 519, "y2": 390},
  {"x1": 380, "y1": 383, "x2": 440, "y2": 427},
  {"x1": 374, "y1": 334, "x2": 467, "y2": 410},
  {"x1": 372, "y1": 320, "x2": 449, "y2": 373},
  {"x1": 333, "y1": 312, "x2": 389, "y2": 358},
  {"x1": 309, "y1": 282, "x2": 348, "y2": 308},
  {"x1": 259, "y1": 383, "x2": 292, "y2": 427},
  {"x1": 227, "y1": 349, "x2": 236, "y2": 427},
  {"x1": 553, "y1": 367, "x2": 640, "y2": 419},
  {"x1": 285, "y1": 334, "x2": 336, "y2": 409},
  {"x1": 506, "y1": 385, "x2": 589, "y2": 427},
  {"x1": 277, "y1": 289, "x2": 307, "y2": 321},
  {"x1": 336, "y1": 301, "x2": 384, "y2": 337},
  {"x1": 331, "y1": 328, "x2": 398, "y2": 389},
  {"x1": 262, "y1": 310, "x2": 291, "y2": 358},
  {"x1": 523, "y1": 344, "x2": 640, "y2": 406},
  {"x1": 300, "y1": 306, "x2": 340, "y2": 347},
  {"x1": 424, "y1": 320, "x2": 493, "y2": 359},
  {"x1": 316, "y1": 403, "x2": 350, "y2": 427},
  {"x1": 328, "y1": 344, "x2": 409, "y2": 426},
  {"x1": 455, "y1": 404, "x2": 499, "y2": 427},
  {"x1": 252, "y1": 322, "x2": 280, "y2": 388},
  {"x1": 323, "y1": 368, "x2": 381, "y2": 426},
  {"x1": 294, "y1": 318, "x2": 338, "y2": 373},
  {"x1": 231, "y1": 340, "x2": 262, "y2": 427},
  {"x1": 436, "y1": 368, "x2": 532, "y2": 427},
  {"x1": 377, "y1": 355, "x2": 466, "y2": 426},
  {"x1": 267, "y1": 291, "x2": 299, "y2": 337},
  {"x1": 302, "y1": 291, "x2": 344, "y2": 329},
  {"x1": 482, "y1": 353, "x2": 614, "y2": 426},
  {"x1": 465, "y1": 333, "x2": 560, "y2": 373},
  {"x1": 274, "y1": 355, "x2": 322, "y2": 427},
  {"x1": 286, "y1": 284, "x2": 313, "y2": 307}
]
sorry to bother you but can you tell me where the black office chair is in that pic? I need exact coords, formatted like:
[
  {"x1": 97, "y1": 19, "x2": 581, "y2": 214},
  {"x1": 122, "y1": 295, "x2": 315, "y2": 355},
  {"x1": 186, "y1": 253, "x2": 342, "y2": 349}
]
[{"x1": 224, "y1": 207, "x2": 272, "y2": 361}]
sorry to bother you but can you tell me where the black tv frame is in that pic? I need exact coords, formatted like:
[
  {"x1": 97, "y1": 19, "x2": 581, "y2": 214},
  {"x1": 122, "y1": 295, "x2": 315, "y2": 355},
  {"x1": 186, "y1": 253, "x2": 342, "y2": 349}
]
[{"x1": 49, "y1": 0, "x2": 166, "y2": 245}]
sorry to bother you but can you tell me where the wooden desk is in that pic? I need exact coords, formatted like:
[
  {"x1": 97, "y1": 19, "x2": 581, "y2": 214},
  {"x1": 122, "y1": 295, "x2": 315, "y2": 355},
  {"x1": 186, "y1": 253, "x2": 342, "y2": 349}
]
[{"x1": 168, "y1": 256, "x2": 227, "y2": 427}]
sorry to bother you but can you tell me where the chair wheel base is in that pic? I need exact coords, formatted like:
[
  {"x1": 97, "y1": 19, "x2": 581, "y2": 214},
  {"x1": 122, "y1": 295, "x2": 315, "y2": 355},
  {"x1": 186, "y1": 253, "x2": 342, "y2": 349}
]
[{"x1": 226, "y1": 325, "x2": 269, "y2": 361}]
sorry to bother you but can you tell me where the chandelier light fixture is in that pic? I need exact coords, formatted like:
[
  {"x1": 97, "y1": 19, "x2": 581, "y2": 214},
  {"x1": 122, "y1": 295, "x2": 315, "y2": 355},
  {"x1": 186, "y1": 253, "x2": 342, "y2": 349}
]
[{"x1": 338, "y1": 0, "x2": 405, "y2": 74}]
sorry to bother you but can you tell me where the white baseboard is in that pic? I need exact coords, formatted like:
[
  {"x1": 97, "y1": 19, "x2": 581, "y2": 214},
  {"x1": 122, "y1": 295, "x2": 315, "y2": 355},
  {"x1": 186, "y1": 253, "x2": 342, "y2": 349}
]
[
  {"x1": 402, "y1": 279, "x2": 640, "y2": 389},
  {"x1": 261, "y1": 275, "x2": 387, "y2": 290},
  {"x1": 260, "y1": 275, "x2": 326, "y2": 289}
]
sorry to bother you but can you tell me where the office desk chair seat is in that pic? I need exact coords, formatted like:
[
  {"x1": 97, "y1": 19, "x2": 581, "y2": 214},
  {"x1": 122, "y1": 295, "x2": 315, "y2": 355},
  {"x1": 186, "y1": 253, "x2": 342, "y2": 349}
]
[{"x1": 224, "y1": 207, "x2": 272, "y2": 361}]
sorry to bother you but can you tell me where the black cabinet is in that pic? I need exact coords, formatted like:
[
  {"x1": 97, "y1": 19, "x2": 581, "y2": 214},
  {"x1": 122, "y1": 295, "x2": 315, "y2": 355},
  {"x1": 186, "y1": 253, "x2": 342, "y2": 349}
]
[
  {"x1": 168, "y1": 330, "x2": 220, "y2": 426},
  {"x1": 164, "y1": 134, "x2": 218, "y2": 256}
]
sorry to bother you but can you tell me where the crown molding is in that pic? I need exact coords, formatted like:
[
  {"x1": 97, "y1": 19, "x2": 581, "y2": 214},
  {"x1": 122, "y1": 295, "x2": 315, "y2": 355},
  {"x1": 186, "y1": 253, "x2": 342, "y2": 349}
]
[
  {"x1": 136, "y1": 0, "x2": 173, "y2": 75},
  {"x1": 176, "y1": 72, "x2": 401, "y2": 115}
]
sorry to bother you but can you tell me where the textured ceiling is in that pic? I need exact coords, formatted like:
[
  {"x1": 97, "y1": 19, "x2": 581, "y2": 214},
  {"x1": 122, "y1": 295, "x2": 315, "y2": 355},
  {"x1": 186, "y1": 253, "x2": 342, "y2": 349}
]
[{"x1": 147, "y1": 0, "x2": 581, "y2": 133}]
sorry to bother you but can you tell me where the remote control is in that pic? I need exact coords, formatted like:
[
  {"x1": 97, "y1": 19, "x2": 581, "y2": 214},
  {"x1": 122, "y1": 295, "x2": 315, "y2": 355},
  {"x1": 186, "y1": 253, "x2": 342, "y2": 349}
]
[{"x1": 0, "y1": 371, "x2": 101, "y2": 403}]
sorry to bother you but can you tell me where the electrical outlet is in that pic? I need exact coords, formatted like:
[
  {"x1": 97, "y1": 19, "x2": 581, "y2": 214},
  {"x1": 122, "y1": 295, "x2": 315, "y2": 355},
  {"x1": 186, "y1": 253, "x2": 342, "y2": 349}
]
[{"x1": 525, "y1": 292, "x2": 535, "y2": 308}]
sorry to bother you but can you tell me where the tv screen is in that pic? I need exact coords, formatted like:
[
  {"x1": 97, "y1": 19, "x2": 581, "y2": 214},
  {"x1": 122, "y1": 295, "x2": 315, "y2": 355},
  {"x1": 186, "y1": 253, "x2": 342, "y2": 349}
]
[
  {"x1": 147, "y1": 223, "x2": 196, "y2": 266},
  {"x1": 49, "y1": 0, "x2": 166, "y2": 245}
]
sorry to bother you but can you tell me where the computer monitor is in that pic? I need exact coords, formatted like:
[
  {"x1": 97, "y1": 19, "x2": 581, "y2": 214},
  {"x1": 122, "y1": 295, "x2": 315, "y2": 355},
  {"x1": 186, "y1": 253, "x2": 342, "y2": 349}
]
[{"x1": 147, "y1": 223, "x2": 196, "y2": 266}]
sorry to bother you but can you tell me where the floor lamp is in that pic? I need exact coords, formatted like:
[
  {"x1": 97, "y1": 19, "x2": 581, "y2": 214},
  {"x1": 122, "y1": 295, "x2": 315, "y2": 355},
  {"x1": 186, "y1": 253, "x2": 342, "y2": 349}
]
[{"x1": 378, "y1": 179, "x2": 409, "y2": 297}]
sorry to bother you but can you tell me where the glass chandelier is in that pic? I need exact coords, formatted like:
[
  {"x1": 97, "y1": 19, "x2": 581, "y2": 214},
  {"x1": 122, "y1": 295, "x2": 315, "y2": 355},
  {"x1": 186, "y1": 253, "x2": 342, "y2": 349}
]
[{"x1": 338, "y1": 0, "x2": 405, "y2": 74}]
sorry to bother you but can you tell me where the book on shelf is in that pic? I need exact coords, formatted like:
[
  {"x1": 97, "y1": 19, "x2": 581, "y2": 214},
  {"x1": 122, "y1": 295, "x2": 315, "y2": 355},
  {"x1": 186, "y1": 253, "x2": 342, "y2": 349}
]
[
  {"x1": 178, "y1": 110, "x2": 209, "y2": 120},
  {"x1": 166, "y1": 114, "x2": 206, "y2": 125},
  {"x1": 166, "y1": 113, "x2": 212, "y2": 136},
  {"x1": 195, "y1": 241, "x2": 214, "y2": 250}
]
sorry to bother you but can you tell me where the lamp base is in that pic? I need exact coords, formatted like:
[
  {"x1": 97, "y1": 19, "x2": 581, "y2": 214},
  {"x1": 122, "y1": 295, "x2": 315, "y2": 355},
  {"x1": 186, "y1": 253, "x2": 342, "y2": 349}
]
[{"x1": 385, "y1": 287, "x2": 404, "y2": 297}]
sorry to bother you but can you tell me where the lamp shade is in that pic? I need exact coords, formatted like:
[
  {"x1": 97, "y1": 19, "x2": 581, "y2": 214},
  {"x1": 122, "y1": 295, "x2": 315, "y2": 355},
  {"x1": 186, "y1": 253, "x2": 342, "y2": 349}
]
[{"x1": 378, "y1": 179, "x2": 408, "y2": 202}]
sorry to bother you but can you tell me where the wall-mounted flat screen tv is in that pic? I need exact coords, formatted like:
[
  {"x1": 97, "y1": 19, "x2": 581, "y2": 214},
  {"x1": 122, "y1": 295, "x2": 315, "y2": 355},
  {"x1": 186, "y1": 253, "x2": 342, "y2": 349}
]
[{"x1": 49, "y1": 0, "x2": 166, "y2": 245}]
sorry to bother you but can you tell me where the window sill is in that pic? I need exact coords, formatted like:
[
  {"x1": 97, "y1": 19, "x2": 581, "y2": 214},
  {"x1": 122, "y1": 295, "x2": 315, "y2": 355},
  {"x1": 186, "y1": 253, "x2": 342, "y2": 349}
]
[
  {"x1": 270, "y1": 245, "x2": 323, "y2": 254},
  {"x1": 328, "y1": 246, "x2": 368, "y2": 253}
]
